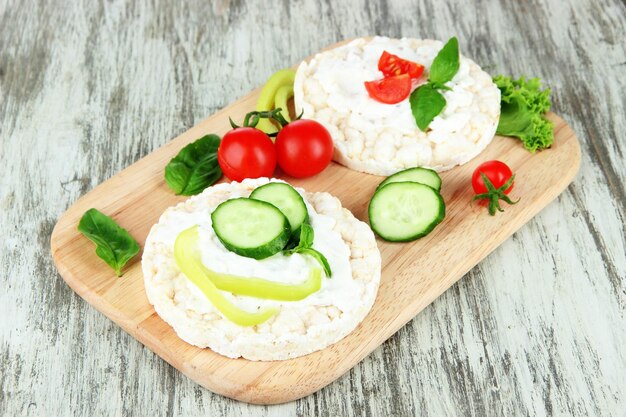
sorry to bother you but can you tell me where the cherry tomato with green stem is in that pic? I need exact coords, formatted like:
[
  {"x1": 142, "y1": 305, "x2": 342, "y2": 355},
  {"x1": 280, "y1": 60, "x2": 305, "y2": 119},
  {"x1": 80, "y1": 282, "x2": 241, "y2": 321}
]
[
  {"x1": 275, "y1": 119, "x2": 334, "y2": 178},
  {"x1": 471, "y1": 160, "x2": 519, "y2": 215},
  {"x1": 472, "y1": 160, "x2": 514, "y2": 194},
  {"x1": 217, "y1": 127, "x2": 276, "y2": 182}
]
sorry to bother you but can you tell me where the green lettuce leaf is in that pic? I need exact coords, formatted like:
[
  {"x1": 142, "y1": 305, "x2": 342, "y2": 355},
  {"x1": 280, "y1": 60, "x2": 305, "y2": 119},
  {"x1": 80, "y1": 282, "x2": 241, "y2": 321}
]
[{"x1": 493, "y1": 75, "x2": 554, "y2": 152}]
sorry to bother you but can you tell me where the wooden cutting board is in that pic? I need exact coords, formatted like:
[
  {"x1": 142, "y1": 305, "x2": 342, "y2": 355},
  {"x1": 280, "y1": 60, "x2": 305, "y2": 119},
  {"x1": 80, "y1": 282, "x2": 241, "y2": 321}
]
[{"x1": 50, "y1": 43, "x2": 581, "y2": 404}]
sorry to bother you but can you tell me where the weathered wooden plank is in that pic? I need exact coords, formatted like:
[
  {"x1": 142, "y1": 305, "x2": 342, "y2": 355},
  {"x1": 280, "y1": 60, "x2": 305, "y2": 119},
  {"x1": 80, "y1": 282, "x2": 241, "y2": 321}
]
[{"x1": 0, "y1": 0, "x2": 624, "y2": 415}]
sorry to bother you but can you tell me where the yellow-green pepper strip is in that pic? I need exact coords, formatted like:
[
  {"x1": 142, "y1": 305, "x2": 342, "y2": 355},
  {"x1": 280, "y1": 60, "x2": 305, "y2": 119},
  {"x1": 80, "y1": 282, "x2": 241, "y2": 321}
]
[
  {"x1": 274, "y1": 84, "x2": 294, "y2": 123},
  {"x1": 255, "y1": 69, "x2": 296, "y2": 134},
  {"x1": 204, "y1": 264, "x2": 321, "y2": 301},
  {"x1": 174, "y1": 226, "x2": 278, "y2": 326},
  {"x1": 183, "y1": 225, "x2": 322, "y2": 300}
]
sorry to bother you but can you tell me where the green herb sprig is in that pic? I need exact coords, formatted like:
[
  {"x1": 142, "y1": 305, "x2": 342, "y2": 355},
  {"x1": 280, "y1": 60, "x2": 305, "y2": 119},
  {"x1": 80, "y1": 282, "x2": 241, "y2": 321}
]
[
  {"x1": 284, "y1": 223, "x2": 332, "y2": 278},
  {"x1": 410, "y1": 37, "x2": 460, "y2": 131},
  {"x1": 78, "y1": 208, "x2": 140, "y2": 276}
]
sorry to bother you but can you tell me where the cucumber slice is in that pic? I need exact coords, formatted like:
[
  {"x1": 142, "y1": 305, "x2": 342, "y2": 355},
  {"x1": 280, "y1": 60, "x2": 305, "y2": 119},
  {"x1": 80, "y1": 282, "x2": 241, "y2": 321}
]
[
  {"x1": 249, "y1": 183, "x2": 308, "y2": 234},
  {"x1": 368, "y1": 182, "x2": 445, "y2": 242},
  {"x1": 378, "y1": 167, "x2": 442, "y2": 191},
  {"x1": 211, "y1": 198, "x2": 291, "y2": 259}
]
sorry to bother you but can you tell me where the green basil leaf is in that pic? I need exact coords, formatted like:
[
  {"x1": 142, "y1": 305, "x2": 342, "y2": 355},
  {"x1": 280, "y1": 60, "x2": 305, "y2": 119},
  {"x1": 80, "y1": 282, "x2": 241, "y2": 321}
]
[
  {"x1": 297, "y1": 223, "x2": 314, "y2": 248},
  {"x1": 429, "y1": 37, "x2": 460, "y2": 85},
  {"x1": 410, "y1": 84, "x2": 447, "y2": 131},
  {"x1": 299, "y1": 248, "x2": 332, "y2": 278},
  {"x1": 78, "y1": 208, "x2": 140, "y2": 276},
  {"x1": 284, "y1": 222, "x2": 314, "y2": 253},
  {"x1": 283, "y1": 223, "x2": 331, "y2": 277},
  {"x1": 164, "y1": 134, "x2": 222, "y2": 196}
]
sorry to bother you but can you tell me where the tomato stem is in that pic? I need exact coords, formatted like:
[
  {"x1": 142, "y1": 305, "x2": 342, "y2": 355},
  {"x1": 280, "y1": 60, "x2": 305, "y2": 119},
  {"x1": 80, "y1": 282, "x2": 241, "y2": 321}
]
[
  {"x1": 230, "y1": 108, "x2": 297, "y2": 131},
  {"x1": 472, "y1": 173, "x2": 520, "y2": 215}
]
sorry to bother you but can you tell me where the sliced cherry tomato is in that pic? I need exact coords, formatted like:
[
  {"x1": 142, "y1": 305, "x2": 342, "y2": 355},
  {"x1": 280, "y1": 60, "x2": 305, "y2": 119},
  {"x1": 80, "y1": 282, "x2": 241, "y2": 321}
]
[
  {"x1": 218, "y1": 127, "x2": 276, "y2": 182},
  {"x1": 364, "y1": 74, "x2": 411, "y2": 104},
  {"x1": 275, "y1": 119, "x2": 333, "y2": 178},
  {"x1": 378, "y1": 51, "x2": 425, "y2": 79},
  {"x1": 472, "y1": 160, "x2": 514, "y2": 194}
]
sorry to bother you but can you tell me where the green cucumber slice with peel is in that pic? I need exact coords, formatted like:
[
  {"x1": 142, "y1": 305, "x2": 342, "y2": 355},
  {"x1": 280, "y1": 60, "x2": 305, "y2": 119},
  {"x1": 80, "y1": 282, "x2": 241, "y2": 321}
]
[
  {"x1": 377, "y1": 167, "x2": 442, "y2": 191},
  {"x1": 368, "y1": 182, "x2": 445, "y2": 242},
  {"x1": 211, "y1": 198, "x2": 291, "y2": 259},
  {"x1": 249, "y1": 182, "x2": 308, "y2": 234}
]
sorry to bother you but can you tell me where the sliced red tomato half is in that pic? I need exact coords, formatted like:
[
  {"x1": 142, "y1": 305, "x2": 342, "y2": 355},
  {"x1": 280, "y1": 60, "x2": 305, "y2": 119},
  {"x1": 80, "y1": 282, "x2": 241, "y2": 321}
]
[
  {"x1": 378, "y1": 51, "x2": 425, "y2": 79},
  {"x1": 364, "y1": 74, "x2": 411, "y2": 104}
]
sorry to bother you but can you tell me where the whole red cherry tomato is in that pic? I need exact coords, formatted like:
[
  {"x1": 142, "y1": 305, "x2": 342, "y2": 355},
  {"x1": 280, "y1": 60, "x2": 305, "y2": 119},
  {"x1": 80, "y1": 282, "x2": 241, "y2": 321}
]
[
  {"x1": 275, "y1": 119, "x2": 334, "y2": 178},
  {"x1": 364, "y1": 74, "x2": 412, "y2": 104},
  {"x1": 472, "y1": 160, "x2": 514, "y2": 194},
  {"x1": 471, "y1": 160, "x2": 519, "y2": 215},
  {"x1": 217, "y1": 127, "x2": 276, "y2": 182}
]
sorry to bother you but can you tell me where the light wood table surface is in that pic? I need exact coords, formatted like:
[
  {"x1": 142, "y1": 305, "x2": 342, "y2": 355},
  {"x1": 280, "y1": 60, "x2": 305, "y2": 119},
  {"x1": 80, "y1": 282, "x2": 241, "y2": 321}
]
[{"x1": 1, "y1": 0, "x2": 624, "y2": 415}]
